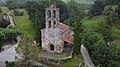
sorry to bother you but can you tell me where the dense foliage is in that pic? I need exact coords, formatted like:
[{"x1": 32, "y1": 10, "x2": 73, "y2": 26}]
[
  {"x1": 34, "y1": 9, "x2": 43, "y2": 45},
  {"x1": 90, "y1": 0, "x2": 120, "y2": 18},
  {"x1": 0, "y1": 7, "x2": 2, "y2": 13},
  {"x1": 89, "y1": 1, "x2": 105, "y2": 16},
  {"x1": 0, "y1": 19, "x2": 10, "y2": 28},
  {"x1": 0, "y1": 26, "x2": 21, "y2": 51},
  {"x1": 73, "y1": 17, "x2": 84, "y2": 55},
  {"x1": 16, "y1": 34, "x2": 40, "y2": 67},
  {"x1": 84, "y1": 31, "x2": 120, "y2": 67},
  {"x1": 6, "y1": 0, "x2": 26, "y2": 10},
  {"x1": 64, "y1": 0, "x2": 85, "y2": 26},
  {"x1": 6, "y1": 0, "x2": 16, "y2": 10},
  {"x1": 5, "y1": 61, "x2": 16, "y2": 67},
  {"x1": 97, "y1": 19, "x2": 112, "y2": 42},
  {"x1": 116, "y1": 4, "x2": 120, "y2": 18},
  {"x1": 14, "y1": 10, "x2": 24, "y2": 16}
]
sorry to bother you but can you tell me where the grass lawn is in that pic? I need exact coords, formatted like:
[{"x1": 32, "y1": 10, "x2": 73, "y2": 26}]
[
  {"x1": 63, "y1": 55, "x2": 84, "y2": 67},
  {"x1": 11, "y1": 9, "x2": 35, "y2": 38},
  {"x1": 1, "y1": 7, "x2": 9, "y2": 13}
]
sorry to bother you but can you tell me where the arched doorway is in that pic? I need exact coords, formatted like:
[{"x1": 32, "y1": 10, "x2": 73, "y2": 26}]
[{"x1": 50, "y1": 44, "x2": 54, "y2": 51}]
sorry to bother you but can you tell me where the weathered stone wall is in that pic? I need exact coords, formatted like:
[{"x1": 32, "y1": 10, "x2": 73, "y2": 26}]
[
  {"x1": 41, "y1": 5, "x2": 64, "y2": 53},
  {"x1": 40, "y1": 47, "x2": 73, "y2": 65},
  {"x1": 41, "y1": 28, "x2": 64, "y2": 53}
]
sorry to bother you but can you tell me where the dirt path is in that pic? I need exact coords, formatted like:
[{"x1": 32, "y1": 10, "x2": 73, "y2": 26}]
[
  {"x1": 7, "y1": 10, "x2": 15, "y2": 26},
  {"x1": 81, "y1": 44, "x2": 95, "y2": 67}
]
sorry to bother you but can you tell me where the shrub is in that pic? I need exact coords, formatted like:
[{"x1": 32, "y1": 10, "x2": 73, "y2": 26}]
[
  {"x1": 14, "y1": 10, "x2": 24, "y2": 16},
  {"x1": 5, "y1": 61, "x2": 16, "y2": 67},
  {"x1": 0, "y1": 26, "x2": 21, "y2": 51},
  {"x1": 0, "y1": 19, "x2": 10, "y2": 28}
]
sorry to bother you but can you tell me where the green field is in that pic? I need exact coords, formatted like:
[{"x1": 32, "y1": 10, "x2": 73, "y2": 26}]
[
  {"x1": 81, "y1": 15, "x2": 120, "y2": 39},
  {"x1": 11, "y1": 9, "x2": 35, "y2": 38},
  {"x1": 1, "y1": 7, "x2": 9, "y2": 13},
  {"x1": 81, "y1": 15, "x2": 107, "y2": 29},
  {"x1": 62, "y1": 0, "x2": 94, "y2": 4}
]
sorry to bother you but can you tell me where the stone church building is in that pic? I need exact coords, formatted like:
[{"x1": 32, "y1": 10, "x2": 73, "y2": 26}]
[{"x1": 41, "y1": 5, "x2": 74, "y2": 53}]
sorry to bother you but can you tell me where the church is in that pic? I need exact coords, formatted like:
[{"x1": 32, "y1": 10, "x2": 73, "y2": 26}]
[{"x1": 41, "y1": 5, "x2": 74, "y2": 53}]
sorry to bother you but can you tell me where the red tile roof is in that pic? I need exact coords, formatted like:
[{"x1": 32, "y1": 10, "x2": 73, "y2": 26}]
[
  {"x1": 59, "y1": 23, "x2": 69, "y2": 33},
  {"x1": 65, "y1": 35, "x2": 74, "y2": 44}
]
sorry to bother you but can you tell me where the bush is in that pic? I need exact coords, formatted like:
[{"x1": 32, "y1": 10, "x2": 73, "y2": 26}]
[
  {"x1": 5, "y1": 61, "x2": 16, "y2": 67},
  {"x1": 14, "y1": 10, "x2": 24, "y2": 16},
  {"x1": 0, "y1": 26, "x2": 21, "y2": 51},
  {"x1": 0, "y1": 19, "x2": 10, "y2": 28}
]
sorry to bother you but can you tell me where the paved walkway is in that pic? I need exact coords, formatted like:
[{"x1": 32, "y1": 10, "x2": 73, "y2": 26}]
[{"x1": 81, "y1": 44, "x2": 95, "y2": 67}]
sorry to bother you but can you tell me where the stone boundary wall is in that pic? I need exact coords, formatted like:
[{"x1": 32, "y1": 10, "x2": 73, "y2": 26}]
[{"x1": 41, "y1": 47, "x2": 73, "y2": 65}]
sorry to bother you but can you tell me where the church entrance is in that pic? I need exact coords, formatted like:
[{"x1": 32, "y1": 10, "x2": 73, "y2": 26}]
[{"x1": 50, "y1": 44, "x2": 54, "y2": 51}]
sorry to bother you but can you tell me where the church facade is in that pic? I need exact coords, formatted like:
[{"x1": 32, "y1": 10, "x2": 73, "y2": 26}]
[{"x1": 41, "y1": 5, "x2": 74, "y2": 53}]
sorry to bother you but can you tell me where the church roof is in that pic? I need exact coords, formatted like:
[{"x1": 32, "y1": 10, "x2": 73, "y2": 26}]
[
  {"x1": 59, "y1": 23, "x2": 69, "y2": 33},
  {"x1": 65, "y1": 35, "x2": 74, "y2": 44}
]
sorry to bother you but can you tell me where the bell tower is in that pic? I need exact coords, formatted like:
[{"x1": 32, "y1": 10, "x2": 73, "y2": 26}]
[
  {"x1": 41, "y1": 5, "x2": 64, "y2": 53},
  {"x1": 45, "y1": 5, "x2": 60, "y2": 28}
]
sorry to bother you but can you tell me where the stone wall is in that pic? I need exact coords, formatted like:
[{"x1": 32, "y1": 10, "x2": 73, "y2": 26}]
[{"x1": 40, "y1": 48, "x2": 73, "y2": 65}]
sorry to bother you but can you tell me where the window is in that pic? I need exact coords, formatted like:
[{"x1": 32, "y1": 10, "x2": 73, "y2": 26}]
[
  {"x1": 53, "y1": 10, "x2": 56, "y2": 18},
  {"x1": 53, "y1": 21, "x2": 56, "y2": 28},
  {"x1": 48, "y1": 10, "x2": 51, "y2": 18},
  {"x1": 49, "y1": 21, "x2": 51, "y2": 28}
]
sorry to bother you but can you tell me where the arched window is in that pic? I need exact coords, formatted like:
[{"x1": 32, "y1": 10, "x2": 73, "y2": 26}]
[
  {"x1": 48, "y1": 10, "x2": 51, "y2": 18},
  {"x1": 53, "y1": 10, "x2": 56, "y2": 18},
  {"x1": 53, "y1": 21, "x2": 56, "y2": 28},
  {"x1": 48, "y1": 21, "x2": 51, "y2": 28}
]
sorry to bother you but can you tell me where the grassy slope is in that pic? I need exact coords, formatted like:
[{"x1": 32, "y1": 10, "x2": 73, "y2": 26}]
[
  {"x1": 11, "y1": 9, "x2": 35, "y2": 38},
  {"x1": 62, "y1": 0, "x2": 94, "y2": 4},
  {"x1": 81, "y1": 15, "x2": 107, "y2": 29},
  {"x1": 81, "y1": 15, "x2": 120, "y2": 39},
  {"x1": 1, "y1": 7, "x2": 9, "y2": 13}
]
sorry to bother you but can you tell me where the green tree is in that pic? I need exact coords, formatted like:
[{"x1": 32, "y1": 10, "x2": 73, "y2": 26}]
[
  {"x1": 34, "y1": 9, "x2": 43, "y2": 45},
  {"x1": 64, "y1": 0, "x2": 85, "y2": 26},
  {"x1": 97, "y1": 20, "x2": 112, "y2": 42},
  {"x1": 6, "y1": 0, "x2": 16, "y2": 10},
  {"x1": 89, "y1": 1, "x2": 104, "y2": 16},
  {"x1": 0, "y1": 7, "x2": 2, "y2": 13},
  {"x1": 73, "y1": 17, "x2": 84, "y2": 55},
  {"x1": 16, "y1": 34, "x2": 40, "y2": 67},
  {"x1": 0, "y1": 26, "x2": 21, "y2": 51},
  {"x1": 116, "y1": 4, "x2": 120, "y2": 18},
  {"x1": 84, "y1": 31, "x2": 120, "y2": 67},
  {"x1": 103, "y1": 6, "x2": 114, "y2": 16}
]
